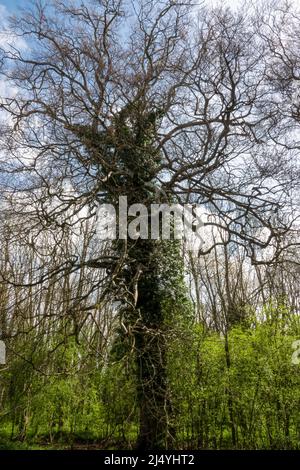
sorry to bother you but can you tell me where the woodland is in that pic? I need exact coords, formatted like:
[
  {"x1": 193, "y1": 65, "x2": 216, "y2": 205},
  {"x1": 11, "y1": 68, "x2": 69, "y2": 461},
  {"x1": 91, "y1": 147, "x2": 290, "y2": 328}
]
[{"x1": 0, "y1": 0, "x2": 299, "y2": 450}]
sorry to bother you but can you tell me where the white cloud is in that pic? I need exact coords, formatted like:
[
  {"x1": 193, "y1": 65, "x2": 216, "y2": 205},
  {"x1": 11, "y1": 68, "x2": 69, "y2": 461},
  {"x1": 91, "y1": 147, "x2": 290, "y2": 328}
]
[
  {"x1": 0, "y1": 4, "x2": 27, "y2": 50},
  {"x1": 0, "y1": 3, "x2": 28, "y2": 128}
]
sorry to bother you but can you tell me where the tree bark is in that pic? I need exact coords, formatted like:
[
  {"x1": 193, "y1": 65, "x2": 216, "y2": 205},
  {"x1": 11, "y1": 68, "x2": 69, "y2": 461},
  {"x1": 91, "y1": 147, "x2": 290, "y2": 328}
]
[{"x1": 134, "y1": 252, "x2": 172, "y2": 449}]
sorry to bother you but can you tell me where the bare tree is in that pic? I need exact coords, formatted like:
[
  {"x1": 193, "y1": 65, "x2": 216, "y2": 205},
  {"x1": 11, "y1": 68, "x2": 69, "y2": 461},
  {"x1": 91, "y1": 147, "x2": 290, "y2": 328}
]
[{"x1": 0, "y1": 0, "x2": 298, "y2": 449}]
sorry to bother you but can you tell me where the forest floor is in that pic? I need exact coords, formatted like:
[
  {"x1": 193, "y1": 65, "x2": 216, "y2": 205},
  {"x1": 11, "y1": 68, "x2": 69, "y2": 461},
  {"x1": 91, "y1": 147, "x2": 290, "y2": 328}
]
[{"x1": 0, "y1": 433, "x2": 133, "y2": 450}]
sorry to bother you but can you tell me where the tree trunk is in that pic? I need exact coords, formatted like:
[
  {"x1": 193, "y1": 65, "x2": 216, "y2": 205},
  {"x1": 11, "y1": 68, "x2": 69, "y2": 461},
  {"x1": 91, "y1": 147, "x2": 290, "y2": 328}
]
[{"x1": 135, "y1": 264, "x2": 171, "y2": 449}]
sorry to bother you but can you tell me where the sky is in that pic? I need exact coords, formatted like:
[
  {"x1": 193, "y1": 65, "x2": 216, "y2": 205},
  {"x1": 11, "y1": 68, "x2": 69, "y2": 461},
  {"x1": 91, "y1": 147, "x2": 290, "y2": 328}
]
[
  {"x1": 2, "y1": 0, "x2": 22, "y2": 7},
  {"x1": 0, "y1": 0, "x2": 22, "y2": 12},
  {"x1": 0, "y1": 0, "x2": 244, "y2": 14}
]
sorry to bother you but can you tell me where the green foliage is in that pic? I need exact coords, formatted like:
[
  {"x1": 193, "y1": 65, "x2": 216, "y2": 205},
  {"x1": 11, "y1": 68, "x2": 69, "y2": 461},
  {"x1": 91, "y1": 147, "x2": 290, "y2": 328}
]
[
  {"x1": 168, "y1": 306, "x2": 300, "y2": 449},
  {"x1": 0, "y1": 303, "x2": 299, "y2": 449}
]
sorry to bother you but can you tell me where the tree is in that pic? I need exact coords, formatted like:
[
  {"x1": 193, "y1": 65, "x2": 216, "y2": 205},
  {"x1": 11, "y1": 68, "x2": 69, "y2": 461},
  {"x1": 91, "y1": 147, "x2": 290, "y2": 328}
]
[{"x1": 0, "y1": 0, "x2": 298, "y2": 449}]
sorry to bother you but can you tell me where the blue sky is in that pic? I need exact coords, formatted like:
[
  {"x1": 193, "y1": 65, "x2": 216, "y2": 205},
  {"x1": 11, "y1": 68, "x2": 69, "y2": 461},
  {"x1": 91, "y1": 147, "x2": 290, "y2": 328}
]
[
  {"x1": 0, "y1": 0, "x2": 246, "y2": 16},
  {"x1": 0, "y1": 0, "x2": 245, "y2": 13},
  {"x1": 0, "y1": 1, "x2": 23, "y2": 12}
]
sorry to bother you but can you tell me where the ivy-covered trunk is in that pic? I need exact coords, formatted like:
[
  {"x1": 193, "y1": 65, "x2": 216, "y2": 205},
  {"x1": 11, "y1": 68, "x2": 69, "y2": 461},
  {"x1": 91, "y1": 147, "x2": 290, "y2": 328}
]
[
  {"x1": 106, "y1": 107, "x2": 188, "y2": 449},
  {"x1": 114, "y1": 231, "x2": 180, "y2": 449},
  {"x1": 134, "y1": 241, "x2": 172, "y2": 449},
  {"x1": 117, "y1": 233, "x2": 188, "y2": 449}
]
